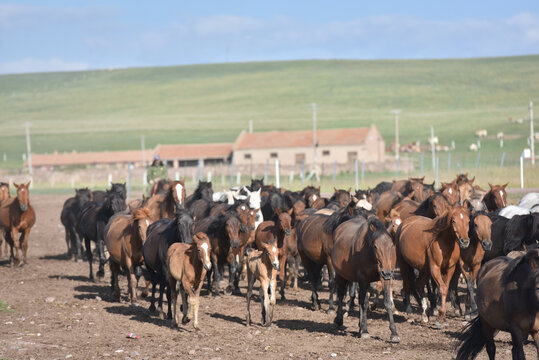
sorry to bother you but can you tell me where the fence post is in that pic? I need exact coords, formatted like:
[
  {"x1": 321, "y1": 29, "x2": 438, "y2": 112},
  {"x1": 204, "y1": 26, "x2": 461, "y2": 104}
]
[
  {"x1": 264, "y1": 159, "x2": 269, "y2": 185},
  {"x1": 435, "y1": 156, "x2": 439, "y2": 190},
  {"x1": 207, "y1": 171, "x2": 212, "y2": 182},
  {"x1": 301, "y1": 158, "x2": 305, "y2": 185},
  {"x1": 447, "y1": 153, "x2": 451, "y2": 172},
  {"x1": 275, "y1": 159, "x2": 280, "y2": 188},
  {"x1": 50, "y1": 172, "x2": 55, "y2": 188},
  {"x1": 221, "y1": 173, "x2": 225, "y2": 186},
  {"x1": 332, "y1": 161, "x2": 337, "y2": 182},
  {"x1": 197, "y1": 159, "x2": 203, "y2": 182},
  {"x1": 289, "y1": 171, "x2": 294, "y2": 184},
  {"x1": 107, "y1": 174, "x2": 112, "y2": 187},
  {"x1": 475, "y1": 153, "x2": 481, "y2": 169},
  {"x1": 520, "y1": 156, "x2": 524, "y2": 188},
  {"x1": 500, "y1": 152, "x2": 506, "y2": 168},
  {"x1": 355, "y1": 159, "x2": 359, "y2": 191},
  {"x1": 395, "y1": 157, "x2": 400, "y2": 178},
  {"x1": 361, "y1": 159, "x2": 365, "y2": 182},
  {"x1": 236, "y1": 172, "x2": 241, "y2": 185}
]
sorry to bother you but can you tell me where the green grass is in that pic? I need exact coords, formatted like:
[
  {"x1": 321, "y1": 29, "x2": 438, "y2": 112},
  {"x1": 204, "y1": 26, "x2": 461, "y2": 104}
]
[
  {"x1": 0, "y1": 300, "x2": 12, "y2": 312},
  {"x1": 0, "y1": 55, "x2": 538, "y2": 173}
]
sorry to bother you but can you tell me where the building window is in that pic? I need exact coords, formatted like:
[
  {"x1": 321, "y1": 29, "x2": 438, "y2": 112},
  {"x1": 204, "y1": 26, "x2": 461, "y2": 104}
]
[
  {"x1": 322, "y1": 150, "x2": 330, "y2": 156},
  {"x1": 270, "y1": 152, "x2": 278, "y2": 158},
  {"x1": 295, "y1": 153, "x2": 305, "y2": 165},
  {"x1": 244, "y1": 153, "x2": 252, "y2": 159},
  {"x1": 347, "y1": 151, "x2": 357, "y2": 163}
]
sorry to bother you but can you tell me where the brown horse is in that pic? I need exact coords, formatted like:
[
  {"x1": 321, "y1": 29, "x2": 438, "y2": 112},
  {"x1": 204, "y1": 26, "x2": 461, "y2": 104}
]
[
  {"x1": 145, "y1": 179, "x2": 186, "y2": 221},
  {"x1": 456, "y1": 174, "x2": 475, "y2": 205},
  {"x1": 329, "y1": 188, "x2": 352, "y2": 208},
  {"x1": 413, "y1": 192, "x2": 450, "y2": 219},
  {"x1": 300, "y1": 186, "x2": 321, "y2": 208},
  {"x1": 392, "y1": 199, "x2": 419, "y2": 221},
  {"x1": 167, "y1": 232, "x2": 212, "y2": 330},
  {"x1": 0, "y1": 182, "x2": 11, "y2": 257},
  {"x1": 456, "y1": 248, "x2": 539, "y2": 359},
  {"x1": 255, "y1": 208, "x2": 294, "y2": 299},
  {"x1": 482, "y1": 182, "x2": 508, "y2": 211},
  {"x1": 375, "y1": 190, "x2": 404, "y2": 224},
  {"x1": 0, "y1": 182, "x2": 36, "y2": 266},
  {"x1": 440, "y1": 180, "x2": 459, "y2": 205},
  {"x1": 391, "y1": 177, "x2": 426, "y2": 202},
  {"x1": 105, "y1": 208, "x2": 153, "y2": 303},
  {"x1": 246, "y1": 241, "x2": 281, "y2": 327},
  {"x1": 396, "y1": 204, "x2": 470, "y2": 326},
  {"x1": 332, "y1": 217, "x2": 400, "y2": 342},
  {"x1": 449, "y1": 211, "x2": 492, "y2": 319}
]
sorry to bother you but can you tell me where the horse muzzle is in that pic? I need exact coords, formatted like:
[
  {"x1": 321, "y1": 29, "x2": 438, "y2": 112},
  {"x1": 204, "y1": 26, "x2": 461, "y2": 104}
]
[
  {"x1": 240, "y1": 225, "x2": 248, "y2": 233},
  {"x1": 459, "y1": 238, "x2": 470, "y2": 249},
  {"x1": 203, "y1": 261, "x2": 212, "y2": 271},
  {"x1": 19, "y1": 204, "x2": 28, "y2": 212},
  {"x1": 380, "y1": 269, "x2": 393, "y2": 280},
  {"x1": 481, "y1": 239, "x2": 493, "y2": 251},
  {"x1": 272, "y1": 261, "x2": 280, "y2": 271},
  {"x1": 230, "y1": 239, "x2": 240, "y2": 249},
  {"x1": 284, "y1": 229, "x2": 292, "y2": 236}
]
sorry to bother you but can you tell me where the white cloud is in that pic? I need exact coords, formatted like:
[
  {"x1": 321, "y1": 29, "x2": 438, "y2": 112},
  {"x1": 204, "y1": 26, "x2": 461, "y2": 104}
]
[{"x1": 0, "y1": 58, "x2": 90, "y2": 74}]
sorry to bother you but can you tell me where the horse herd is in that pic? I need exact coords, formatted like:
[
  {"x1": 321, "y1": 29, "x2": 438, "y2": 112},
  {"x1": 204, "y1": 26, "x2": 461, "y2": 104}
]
[{"x1": 1, "y1": 175, "x2": 539, "y2": 359}]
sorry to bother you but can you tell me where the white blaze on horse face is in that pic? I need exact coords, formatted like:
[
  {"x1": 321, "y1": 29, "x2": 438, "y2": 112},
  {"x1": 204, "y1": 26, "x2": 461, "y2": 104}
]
[
  {"x1": 175, "y1": 184, "x2": 184, "y2": 204},
  {"x1": 459, "y1": 213, "x2": 464, "y2": 219},
  {"x1": 241, "y1": 205, "x2": 246, "y2": 211},
  {"x1": 395, "y1": 218, "x2": 402, "y2": 226},
  {"x1": 448, "y1": 188, "x2": 452, "y2": 194},
  {"x1": 201, "y1": 242, "x2": 209, "y2": 261},
  {"x1": 500, "y1": 190, "x2": 506, "y2": 207},
  {"x1": 312, "y1": 194, "x2": 317, "y2": 201},
  {"x1": 145, "y1": 219, "x2": 150, "y2": 226}
]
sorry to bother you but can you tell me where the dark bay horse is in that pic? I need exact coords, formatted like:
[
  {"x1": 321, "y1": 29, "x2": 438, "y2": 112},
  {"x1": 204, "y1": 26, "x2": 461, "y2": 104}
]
[
  {"x1": 297, "y1": 199, "x2": 359, "y2": 312},
  {"x1": 143, "y1": 207, "x2": 194, "y2": 318},
  {"x1": 0, "y1": 182, "x2": 36, "y2": 266},
  {"x1": 413, "y1": 192, "x2": 450, "y2": 219},
  {"x1": 396, "y1": 204, "x2": 470, "y2": 326},
  {"x1": 391, "y1": 177, "x2": 426, "y2": 202},
  {"x1": 0, "y1": 182, "x2": 11, "y2": 257},
  {"x1": 332, "y1": 217, "x2": 400, "y2": 343},
  {"x1": 185, "y1": 181, "x2": 213, "y2": 209},
  {"x1": 105, "y1": 208, "x2": 153, "y2": 303},
  {"x1": 61, "y1": 188, "x2": 92, "y2": 260},
  {"x1": 482, "y1": 182, "x2": 508, "y2": 212},
  {"x1": 329, "y1": 188, "x2": 352, "y2": 208},
  {"x1": 79, "y1": 190, "x2": 126, "y2": 280},
  {"x1": 300, "y1": 185, "x2": 321, "y2": 208},
  {"x1": 92, "y1": 183, "x2": 126, "y2": 203},
  {"x1": 456, "y1": 248, "x2": 539, "y2": 359},
  {"x1": 145, "y1": 179, "x2": 186, "y2": 221},
  {"x1": 194, "y1": 210, "x2": 242, "y2": 295}
]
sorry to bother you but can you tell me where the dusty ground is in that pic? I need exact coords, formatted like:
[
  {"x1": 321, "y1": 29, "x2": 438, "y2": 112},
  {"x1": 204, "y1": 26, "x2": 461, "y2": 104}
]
[{"x1": 0, "y1": 195, "x2": 536, "y2": 360}]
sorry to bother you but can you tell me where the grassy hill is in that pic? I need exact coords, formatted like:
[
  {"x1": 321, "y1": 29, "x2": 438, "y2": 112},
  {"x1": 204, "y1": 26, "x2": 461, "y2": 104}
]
[{"x1": 0, "y1": 55, "x2": 538, "y2": 171}]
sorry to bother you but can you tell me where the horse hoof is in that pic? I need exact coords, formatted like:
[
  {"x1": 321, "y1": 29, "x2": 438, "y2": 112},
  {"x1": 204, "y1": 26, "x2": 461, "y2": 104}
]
[
  {"x1": 76, "y1": 258, "x2": 83, "y2": 263},
  {"x1": 322, "y1": 281, "x2": 329, "y2": 287},
  {"x1": 464, "y1": 314, "x2": 471, "y2": 321},
  {"x1": 421, "y1": 314, "x2": 429, "y2": 323},
  {"x1": 327, "y1": 309, "x2": 335, "y2": 315},
  {"x1": 96, "y1": 270, "x2": 105, "y2": 278},
  {"x1": 224, "y1": 286, "x2": 234, "y2": 296},
  {"x1": 333, "y1": 317, "x2": 344, "y2": 327},
  {"x1": 232, "y1": 288, "x2": 242, "y2": 296},
  {"x1": 360, "y1": 332, "x2": 370, "y2": 339},
  {"x1": 432, "y1": 308, "x2": 439, "y2": 316},
  {"x1": 390, "y1": 335, "x2": 401, "y2": 343}
]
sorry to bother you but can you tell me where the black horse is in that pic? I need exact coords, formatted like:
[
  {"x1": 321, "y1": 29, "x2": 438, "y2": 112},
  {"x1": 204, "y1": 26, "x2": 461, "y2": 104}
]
[
  {"x1": 143, "y1": 207, "x2": 194, "y2": 319},
  {"x1": 79, "y1": 190, "x2": 126, "y2": 280},
  {"x1": 249, "y1": 178, "x2": 265, "y2": 192},
  {"x1": 60, "y1": 188, "x2": 92, "y2": 260},
  {"x1": 261, "y1": 189, "x2": 288, "y2": 221},
  {"x1": 185, "y1": 181, "x2": 213, "y2": 209},
  {"x1": 92, "y1": 183, "x2": 126, "y2": 203}
]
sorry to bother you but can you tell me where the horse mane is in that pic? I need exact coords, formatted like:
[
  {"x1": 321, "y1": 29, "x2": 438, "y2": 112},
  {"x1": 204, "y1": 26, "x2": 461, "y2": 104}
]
[
  {"x1": 413, "y1": 194, "x2": 433, "y2": 215},
  {"x1": 364, "y1": 217, "x2": 389, "y2": 247},
  {"x1": 503, "y1": 214, "x2": 534, "y2": 254},
  {"x1": 501, "y1": 251, "x2": 534, "y2": 285},
  {"x1": 426, "y1": 210, "x2": 451, "y2": 234},
  {"x1": 323, "y1": 200, "x2": 359, "y2": 234}
]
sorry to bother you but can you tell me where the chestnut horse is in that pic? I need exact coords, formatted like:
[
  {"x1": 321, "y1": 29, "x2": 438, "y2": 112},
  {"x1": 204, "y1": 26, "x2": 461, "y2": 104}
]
[
  {"x1": 167, "y1": 232, "x2": 212, "y2": 330},
  {"x1": 391, "y1": 177, "x2": 426, "y2": 202},
  {"x1": 455, "y1": 174, "x2": 475, "y2": 205},
  {"x1": 396, "y1": 204, "x2": 470, "y2": 326},
  {"x1": 0, "y1": 182, "x2": 11, "y2": 258},
  {"x1": 456, "y1": 248, "x2": 539, "y2": 359},
  {"x1": 482, "y1": 182, "x2": 508, "y2": 211},
  {"x1": 413, "y1": 192, "x2": 450, "y2": 219},
  {"x1": 145, "y1": 179, "x2": 186, "y2": 221},
  {"x1": 392, "y1": 199, "x2": 419, "y2": 222},
  {"x1": 105, "y1": 208, "x2": 153, "y2": 303},
  {"x1": 440, "y1": 180, "x2": 459, "y2": 205},
  {"x1": 449, "y1": 211, "x2": 492, "y2": 319},
  {"x1": 0, "y1": 182, "x2": 36, "y2": 266},
  {"x1": 332, "y1": 217, "x2": 400, "y2": 343},
  {"x1": 255, "y1": 208, "x2": 294, "y2": 300}
]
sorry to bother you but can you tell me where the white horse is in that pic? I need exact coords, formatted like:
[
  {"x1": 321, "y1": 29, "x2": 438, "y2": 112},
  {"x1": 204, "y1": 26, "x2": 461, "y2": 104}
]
[
  {"x1": 498, "y1": 205, "x2": 531, "y2": 219},
  {"x1": 212, "y1": 189, "x2": 240, "y2": 205},
  {"x1": 519, "y1": 193, "x2": 539, "y2": 213}
]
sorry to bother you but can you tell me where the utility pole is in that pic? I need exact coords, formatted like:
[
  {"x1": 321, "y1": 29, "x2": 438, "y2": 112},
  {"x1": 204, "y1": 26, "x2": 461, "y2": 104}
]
[
  {"x1": 531, "y1": 100, "x2": 535, "y2": 166},
  {"x1": 141, "y1": 135, "x2": 146, "y2": 167},
  {"x1": 25, "y1": 122, "x2": 32, "y2": 174},
  {"x1": 390, "y1": 109, "x2": 402, "y2": 163}
]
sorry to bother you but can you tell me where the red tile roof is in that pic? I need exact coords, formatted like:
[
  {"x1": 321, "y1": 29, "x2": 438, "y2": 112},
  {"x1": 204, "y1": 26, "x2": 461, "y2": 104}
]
[
  {"x1": 155, "y1": 143, "x2": 232, "y2": 160},
  {"x1": 234, "y1": 127, "x2": 371, "y2": 150}
]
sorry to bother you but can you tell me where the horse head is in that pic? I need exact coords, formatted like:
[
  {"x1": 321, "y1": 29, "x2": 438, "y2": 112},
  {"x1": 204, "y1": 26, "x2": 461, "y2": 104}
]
[
  {"x1": 471, "y1": 212, "x2": 493, "y2": 251},
  {"x1": 110, "y1": 182, "x2": 127, "y2": 201},
  {"x1": 441, "y1": 180, "x2": 459, "y2": 205},
  {"x1": 171, "y1": 178, "x2": 186, "y2": 208},
  {"x1": 261, "y1": 241, "x2": 280, "y2": 271},
  {"x1": 408, "y1": 177, "x2": 425, "y2": 203},
  {"x1": 192, "y1": 232, "x2": 212, "y2": 271},
  {"x1": 76, "y1": 188, "x2": 92, "y2": 208},
  {"x1": 449, "y1": 204, "x2": 471, "y2": 249},
  {"x1": 0, "y1": 182, "x2": 10, "y2": 202},
  {"x1": 133, "y1": 208, "x2": 152, "y2": 243},
  {"x1": 250, "y1": 178, "x2": 264, "y2": 192},
  {"x1": 457, "y1": 177, "x2": 474, "y2": 205},
  {"x1": 234, "y1": 201, "x2": 252, "y2": 233},
  {"x1": 225, "y1": 213, "x2": 241, "y2": 248},
  {"x1": 14, "y1": 181, "x2": 31, "y2": 212},
  {"x1": 366, "y1": 217, "x2": 396, "y2": 281},
  {"x1": 176, "y1": 208, "x2": 194, "y2": 244},
  {"x1": 107, "y1": 189, "x2": 127, "y2": 213},
  {"x1": 198, "y1": 181, "x2": 213, "y2": 202},
  {"x1": 276, "y1": 208, "x2": 293, "y2": 236},
  {"x1": 488, "y1": 182, "x2": 508, "y2": 209}
]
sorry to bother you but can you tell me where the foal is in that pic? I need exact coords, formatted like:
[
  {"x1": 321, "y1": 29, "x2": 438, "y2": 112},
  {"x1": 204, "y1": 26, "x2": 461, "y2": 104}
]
[
  {"x1": 246, "y1": 242, "x2": 280, "y2": 327},
  {"x1": 167, "y1": 232, "x2": 212, "y2": 330}
]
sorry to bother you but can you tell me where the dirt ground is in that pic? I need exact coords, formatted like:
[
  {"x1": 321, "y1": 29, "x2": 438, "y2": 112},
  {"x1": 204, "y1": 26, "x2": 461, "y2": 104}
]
[{"x1": 0, "y1": 195, "x2": 535, "y2": 360}]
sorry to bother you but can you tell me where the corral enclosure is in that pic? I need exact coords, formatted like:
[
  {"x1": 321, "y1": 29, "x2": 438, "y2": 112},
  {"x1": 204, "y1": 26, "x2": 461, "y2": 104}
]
[{"x1": 1, "y1": 55, "x2": 538, "y2": 176}]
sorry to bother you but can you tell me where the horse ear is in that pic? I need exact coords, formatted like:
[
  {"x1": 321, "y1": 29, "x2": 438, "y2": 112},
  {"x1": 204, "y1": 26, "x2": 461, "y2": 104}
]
[
  {"x1": 333, "y1": 187, "x2": 338, "y2": 193},
  {"x1": 193, "y1": 216, "x2": 196, "y2": 222},
  {"x1": 389, "y1": 209, "x2": 400, "y2": 219},
  {"x1": 13, "y1": 183, "x2": 19, "y2": 189},
  {"x1": 142, "y1": 194, "x2": 147, "y2": 201},
  {"x1": 276, "y1": 208, "x2": 282, "y2": 215},
  {"x1": 470, "y1": 177, "x2": 475, "y2": 184},
  {"x1": 180, "y1": 178, "x2": 185, "y2": 185},
  {"x1": 287, "y1": 208, "x2": 294, "y2": 215},
  {"x1": 26, "y1": 180, "x2": 31, "y2": 187},
  {"x1": 503, "y1": 183, "x2": 508, "y2": 188},
  {"x1": 369, "y1": 222, "x2": 377, "y2": 233},
  {"x1": 420, "y1": 176, "x2": 425, "y2": 182},
  {"x1": 347, "y1": 187, "x2": 352, "y2": 193},
  {"x1": 488, "y1": 182, "x2": 493, "y2": 189}
]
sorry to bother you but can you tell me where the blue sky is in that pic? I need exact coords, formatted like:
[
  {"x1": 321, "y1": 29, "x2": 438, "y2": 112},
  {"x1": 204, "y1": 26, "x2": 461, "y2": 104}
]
[{"x1": 1, "y1": 1, "x2": 538, "y2": 74}]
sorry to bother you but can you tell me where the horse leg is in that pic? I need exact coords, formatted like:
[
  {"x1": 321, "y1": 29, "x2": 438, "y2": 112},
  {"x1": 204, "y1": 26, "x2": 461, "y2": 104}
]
[
  {"x1": 149, "y1": 276, "x2": 157, "y2": 313},
  {"x1": 333, "y1": 275, "x2": 349, "y2": 327},
  {"x1": 166, "y1": 281, "x2": 173, "y2": 319},
  {"x1": 246, "y1": 271, "x2": 255, "y2": 326},
  {"x1": 109, "y1": 261, "x2": 121, "y2": 301},
  {"x1": 74, "y1": 230, "x2": 84, "y2": 262},
  {"x1": 430, "y1": 262, "x2": 451, "y2": 327},
  {"x1": 268, "y1": 273, "x2": 277, "y2": 325},
  {"x1": 509, "y1": 325, "x2": 525, "y2": 360},
  {"x1": 448, "y1": 268, "x2": 462, "y2": 317},
  {"x1": 233, "y1": 250, "x2": 244, "y2": 295},
  {"x1": 169, "y1": 277, "x2": 179, "y2": 327},
  {"x1": 20, "y1": 228, "x2": 30, "y2": 266},
  {"x1": 96, "y1": 238, "x2": 106, "y2": 279},
  {"x1": 358, "y1": 284, "x2": 370, "y2": 339},
  {"x1": 292, "y1": 254, "x2": 300, "y2": 291},
  {"x1": 415, "y1": 270, "x2": 430, "y2": 323},
  {"x1": 300, "y1": 254, "x2": 322, "y2": 311},
  {"x1": 11, "y1": 228, "x2": 20, "y2": 265},
  {"x1": 383, "y1": 279, "x2": 400, "y2": 343},
  {"x1": 345, "y1": 282, "x2": 357, "y2": 317},
  {"x1": 85, "y1": 237, "x2": 94, "y2": 281},
  {"x1": 261, "y1": 279, "x2": 270, "y2": 327},
  {"x1": 192, "y1": 279, "x2": 204, "y2": 330},
  {"x1": 127, "y1": 261, "x2": 138, "y2": 304},
  {"x1": 226, "y1": 256, "x2": 237, "y2": 295},
  {"x1": 279, "y1": 251, "x2": 288, "y2": 301},
  {"x1": 327, "y1": 261, "x2": 336, "y2": 314},
  {"x1": 65, "y1": 227, "x2": 72, "y2": 258},
  {"x1": 181, "y1": 284, "x2": 190, "y2": 324},
  {"x1": 157, "y1": 280, "x2": 166, "y2": 319},
  {"x1": 211, "y1": 254, "x2": 220, "y2": 296},
  {"x1": 399, "y1": 260, "x2": 413, "y2": 315}
]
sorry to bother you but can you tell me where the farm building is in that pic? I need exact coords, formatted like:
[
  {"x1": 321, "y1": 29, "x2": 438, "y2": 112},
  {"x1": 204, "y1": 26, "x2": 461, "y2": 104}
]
[
  {"x1": 28, "y1": 125, "x2": 384, "y2": 170},
  {"x1": 232, "y1": 125, "x2": 385, "y2": 166}
]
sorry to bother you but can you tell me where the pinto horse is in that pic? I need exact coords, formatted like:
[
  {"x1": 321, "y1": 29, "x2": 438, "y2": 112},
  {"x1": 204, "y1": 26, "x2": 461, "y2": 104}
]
[
  {"x1": 482, "y1": 183, "x2": 508, "y2": 212},
  {"x1": 145, "y1": 179, "x2": 186, "y2": 221},
  {"x1": 396, "y1": 204, "x2": 470, "y2": 326},
  {"x1": 332, "y1": 217, "x2": 400, "y2": 343},
  {"x1": 143, "y1": 208, "x2": 195, "y2": 318},
  {"x1": 61, "y1": 188, "x2": 92, "y2": 260},
  {"x1": 79, "y1": 190, "x2": 126, "y2": 280},
  {"x1": 0, "y1": 182, "x2": 36, "y2": 266},
  {"x1": 456, "y1": 248, "x2": 539, "y2": 360},
  {"x1": 105, "y1": 208, "x2": 153, "y2": 303}
]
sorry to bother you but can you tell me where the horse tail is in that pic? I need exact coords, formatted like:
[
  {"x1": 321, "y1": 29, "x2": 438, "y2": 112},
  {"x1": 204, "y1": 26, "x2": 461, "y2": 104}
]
[{"x1": 455, "y1": 317, "x2": 485, "y2": 360}]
